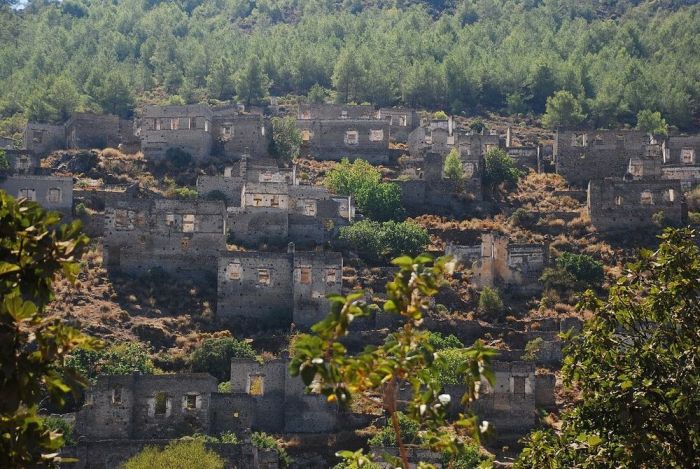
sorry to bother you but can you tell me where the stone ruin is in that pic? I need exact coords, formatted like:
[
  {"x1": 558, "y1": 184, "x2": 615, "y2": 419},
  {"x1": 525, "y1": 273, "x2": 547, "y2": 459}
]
[{"x1": 447, "y1": 232, "x2": 549, "y2": 295}]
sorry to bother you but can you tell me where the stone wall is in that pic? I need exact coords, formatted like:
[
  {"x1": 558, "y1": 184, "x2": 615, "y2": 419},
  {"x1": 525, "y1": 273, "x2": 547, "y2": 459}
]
[
  {"x1": 297, "y1": 119, "x2": 390, "y2": 163},
  {"x1": 65, "y1": 113, "x2": 121, "y2": 150},
  {"x1": 297, "y1": 103, "x2": 375, "y2": 120},
  {"x1": 23, "y1": 123, "x2": 65, "y2": 156},
  {"x1": 75, "y1": 374, "x2": 218, "y2": 440},
  {"x1": 0, "y1": 175, "x2": 73, "y2": 213},
  {"x1": 377, "y1": 107, "x2": 419, "y2": 143},
  {"x1": 213, "y1": 111, "x2": 271, "y2": 159},
  {"x1": 103, "y1": 194, "x2": 226, "y2": 278},
  {"x1": 554, "y1": 130, "x2": 648, "y2": 186},
  {"x1": 4, "y1": 149, "x2": 40, "y2": 175},
  {"x1": 216, "y1": 248, "x2": 342, "y2": 327},
  {"x1": 140, "y1": 104, "x2": 214, "y2": 161},
  {"x1": 587, "y1": 178, "x2": 685, "y2": 231}
]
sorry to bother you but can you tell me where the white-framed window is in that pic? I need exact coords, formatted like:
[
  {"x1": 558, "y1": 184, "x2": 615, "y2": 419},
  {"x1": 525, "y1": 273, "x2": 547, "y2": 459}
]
[
  {"x1": 182, "y1": 214, "x2": 195, "y2": 232},
  {"x1": 17, "y1": 156, "x2": 31, "y2": 170},
  {"x1": 640, "y1": 190, "x2": 654, "y2": 205},
  {"x1": 47, "y1": 188, "x2": 62, "y2": 204},
  {"x1": 301, "y1": 110, "x2": 311, "y2": 120},
  {"x1": 227, "y1": 262, "x2": 242, "y2": 280},
  {"x1": 270, "y1": 195, "x2": 279, "y2": 208},
  {"x1": 681, "y1": 148, "x2": 696, "y2": 164},
  {"x1": 18, "y1": 188, "x2": 36, "y2": 201},
  {"x1": 111, "y1": 387, "x2": 122, "y2": 405},
  {"x1": 369, "y1": 129, "x2": 384, "y2": 142},
  {"x1": 344, "y1": 131, "x2": 359, "y2": 145},
  {"x1": 183, "y1": 393, "x2": 199, "y2": 410},
  {"x1": 301, "y1": 129, "x2": 313, "y2": 141},
  {"x1": 204, "y1": 120, "x2": 210, "y2": 132},
  {"x1": 221, "y1": 125, "x2": 233, "y2": 137},
  {"x1": 154, "y1": 119, "x2": 161, "y2": 130},
  {"x1": 572, "y1": 133, "x2": 587, "y2": 147},
  {"x1": 341, "y1": 110, "x2": 348, "y2": 119},
  {"x1": 258, "y1": 269, "x2": 270, "y2": 286},
  {"x1": 665, "y1": 189, "x2": 676, "y2": 202},
  {"x1": 299, "y1": 265, "x2": 312, "y2": 284},
  {"x1": 252, "y1": 195, "x2": 263, "y2": 207},
  {"x1": 165, "y1": 213, "x2": 175, "y2": 226},
  {"x1": 615, "y1": 195, "x2": 623, "y2": 206},
  {"x1": 399, "y1": 115, "x2": 407, "y2": 127},
  {"x1": 261, "y1": 126, "x2": 266, "y2": 136},
  {"x1": 325, "y1": 268, "x2": 337, "y2": 284},
  {"x1": 171, "y1": 118, "x2": 179, "y2": 130}
]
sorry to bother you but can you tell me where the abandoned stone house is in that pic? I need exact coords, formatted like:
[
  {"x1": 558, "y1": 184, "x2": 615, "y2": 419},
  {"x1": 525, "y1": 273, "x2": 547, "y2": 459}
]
[
  {"x1": 102, "y1": 194, "x2": 227, "y2": 278},
  {"x1": 197, "y1": 158, "x2": 354, "y2": 245},
  {"x1": 0, "y1": 174, "x2": 73, "y2": 214},
  {"x1": 504, "y1": 127, "x2": 540, "y2": 171},
  {"x1": 447, "y1": 233, "x2": 549, "y2": 295},
  {"x1": 139, "y1": 104, "x2": 270, "y2": 162},
  {"x1": 407, "y1": 117, "x2": 501, "y2": 159},
  {"x1": 23, "y1": 112, "x2": 133, "y2": 156},
  {"x1": 297, "y1": 118, "x2": 390, "y2": 163},
  {"x1": 3, "y1": 148, "x2": 40, "y2": 174},
  {"x1": 587, "y1": 178, "x2": 685, "y2": 231},
  {"x1": 554, "y1": 129, "x2": 651, "y2": 186},
  {"x1": 75, "y1": 358, "x2": 342, "y2": 439},
  {"x1": 395, "y1": 151, "x2": 484, "y2": 215},
  {"x1": 659, "y1": 134, "x2": 700, "y2": 190},
  {"x1": 217, "y1": 245, "x2": 343, "y2": 328}
]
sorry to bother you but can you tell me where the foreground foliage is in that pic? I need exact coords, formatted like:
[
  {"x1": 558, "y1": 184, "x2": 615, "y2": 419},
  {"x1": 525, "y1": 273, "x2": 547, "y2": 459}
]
[
  {"x1": 0, "y1": 191, "x2": 96, "y2": 466},
  {"x1": 123, "y1": 439, "x2": 224, "y2": 469},
  {"x1": 517, "y1": 228, "x2": 700, "y2": 468},
  {"x1": 290, "y1": 255, "x2": 497, "y2": 468}
]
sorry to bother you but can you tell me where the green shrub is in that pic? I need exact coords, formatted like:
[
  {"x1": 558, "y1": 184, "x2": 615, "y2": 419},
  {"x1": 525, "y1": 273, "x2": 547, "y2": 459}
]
[
  {"x1": 477, "y1": 287, "x2": 504, "y2": 320},
  {"x1": 271, "y1": 116, "x2": 302, "y2": 162},
  {"x1": 217, "y1": 381, "x2": 232, "y2": 393},
  {"x1": 441, "y1": 445, "x2": 485, "y2": 469},
  {"x1": 74, "y1": 202, "x2": 87, "y2": 217},
  {"x1": 427, "y1": 332, "x2": 463, "y2": 350},
  {"x1": 483, "y1": 148, "x2": 520, "y2": 193},
  {"x1": 433, "y1": 110, "x2": 448, "y2": 120},
  {"x1": 443, "y1": 148, "x2": 463, "y2": 181},
  {"x1": 688, "y1": 212, "x2": 700, "y2": 225},
  {"x1": 123, "y1": 440, "x2": 224, "y2": 469},
  {"x1": 66, "y1": 342, "x2": 156, "y2": 382},
  {"x1": 44, "y1": 416, "x2": 75, "y2": 446},
  {"x1": 367, "y1": 412, "x2": 420, "y2": 447},
  {"x1": 251, "y1": 432, "x2": 291, "y2": 468},
  {"x1": 339, "y1": 220, "x2": 429, "y2": 263},
  {"x1": 434, "y1": 348, "x2": 472, "y2": 385},
  {"x1": 173, "y1": 187, "x2": 197, "y2": 200},
  {"x1": 555, "y1": 252, "x2": 604, "y2": 288},
  {"x1": 521, "y1": 337, "x2": 543, "y2": 361},
  {"x1": 189, "y1": 337, "x2": 257, "y2": 382},
  {"x1": 325, "y1": 158, "x2": 404, "y2": 221}
]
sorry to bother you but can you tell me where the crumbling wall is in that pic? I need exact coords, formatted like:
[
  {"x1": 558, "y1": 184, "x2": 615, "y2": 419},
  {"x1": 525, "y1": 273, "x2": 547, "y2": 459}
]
[
  {"x1": 587, "y1": 178, "x2": 685, "y2": 231},
  {"x1": 297, "y1": 119, "x2": 390, "y2": 163},
  {"x1": 103, "y1": 195, "x2": 226, "y2": 278},
  {"x1": 0, "y1": 175, "x2": 73, "y2": 213},
  {"x1": 65, "y1": 113, "x2": 121, "y2": 150},
  {"x1": 227, "y1": 208, "x2": 289, "y2": 245},
  {"x1": 212, "y1": 112, "x2": 271, "y2": 159},
  {"x1": 292, "y1": 251, "x2": 342, "y2": 328},
  {"x1": 378, "y1": 107, "x2": 419, "y2": 143},
  {"x1": 140, "y1": 104, "x2": 214, "y2": 161},
  {"x1": 554, "y1": 130, "x2": 648, "y2": 186},
  {"x1": 217, "y1": 252, "x2": 294, "y2": 324},
  {"x1": 297, "y1": 103, "x2": 375, "y2": 120},
  {"x1": 23, "y1": 123, "x2": 65, "y2": 156}
]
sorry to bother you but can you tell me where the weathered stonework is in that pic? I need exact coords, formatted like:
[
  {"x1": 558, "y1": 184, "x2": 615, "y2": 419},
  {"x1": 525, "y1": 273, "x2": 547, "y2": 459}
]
[
  {"x1": 217, "y1": 246, "x2": 342, "y2": 328},
  {"x1": 587, "y1": 178, "x2": 685, "y2": 231},
  {"x1": 0, "y1": 174, "x2": 73, "y2": 214},
  {"x1": 297, "y1": 119, "x2": 390, "y2": 163}
]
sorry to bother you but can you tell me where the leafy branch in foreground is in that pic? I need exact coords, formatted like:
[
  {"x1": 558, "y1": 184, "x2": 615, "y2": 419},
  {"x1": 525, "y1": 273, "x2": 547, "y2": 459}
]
[
  {"x1": 0, "y1": 192, "x2": 100, "y2": 467},
  {"x1": 290, "y1": 255, "x2": 497, "y2": 469},
  {"x1": 516, "y1": 227, "x2": 700, "y2": 469}
]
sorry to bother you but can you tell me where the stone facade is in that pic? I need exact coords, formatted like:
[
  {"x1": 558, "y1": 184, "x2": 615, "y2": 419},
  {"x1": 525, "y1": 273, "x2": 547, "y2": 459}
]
[
  {"x1": 217, "y1": 246, "x2": 342, "y2": 328},
  {"x1": 462, "y1": 233, "x2": 549, "y2": 295},
  {"x1": 554, "y1": 129, "x2": 650, "y2": 186},
  {"x1": 661, "y1": 135, "x2": 700, "y2": 190},
  {"x1": 0, "y1": 174, "x2": 73, "y2": 214},
  {"x1": 377, "y1": 107, "x2": 419, "y2": 142},
  {"x1": 140, "y1": 104, "x2": 214, "y2": 161},
  {"x1": 23, "y1": 122, "x2": 65, "y2": 156},
  {"x1": 103, "y1": 192, "x2": 227, "y2": 278},
  {"x1": 587, "y1": 178, "x2": 685, "y2": 231},
  {"x1": 65, "y1": 112, "x2": 123, "y2": 150},
  {"x1": 212, "y1": 106, "x2": 271, "y2": 159},
  {"x1": 297, "y1": 103, "x2": 375, "y2": 121},
  {"x1": 297, "y1": 119, "x2": 390, "y2": 163},
  {"x1": 3, "y1": 149, "x2": 40, "y2": 174}
]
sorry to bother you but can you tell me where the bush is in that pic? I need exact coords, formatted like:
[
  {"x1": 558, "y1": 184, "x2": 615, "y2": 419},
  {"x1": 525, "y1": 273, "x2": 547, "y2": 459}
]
[
  {"x1": 433, "y1": 110, "x2": 449, "y2": 120},
  {"x1": 521, "y1": 337, "x2": 543, "y2": 361},
  {"x1": 123, "y1": 440, "x2": 224, "y2": 469},
  {"x1": 688, "y1": 212, "x2": 700, "y2": 225},
  {"x1": 427, "y1": 332, "x2": 463, "y2": 350},
  {"x1": 173, "y1": 186, "x2": 198, "y2": 200},
  {"x1": 483, "y1": 148, "x2": 520, "y2": 193},
  {"x1": 441, "y1": 445, "x2": 484, "y2": 469},
  {"x1": 434, "y1": 348, "x2": 472, "y2": 385},
  {"x1": 555, "y1": 252, "x2": 604, "y2": 288},
  {"x1": 165, "y1": 148, "x2": 193, "y2": 168},
  {"x1": 251, "y1": 432, "x2": 291, "y2": 468},
  {"x1": 325, "y1": 158, "x2": 404, "y2": 221},
  {"x1": 339, "y1": 220, "x2": 429, "y2": 263},
  {"x1": 189, "y1": 337, "x2": 257, "y2": 382},
  {"x1": 652, "y1": 210, "x2": 667, "y2": 227},
  {"x1": 510, "y1": 208, "x2": 536, "y2": 227},
  {"x1": 368, "y1": 412, "x2": 420, "y2": 447},
  {"x1": 217, "y1": 381, "x2": 232, "y2": 393},
  {"x1": 271, "y1": 116, "x2": 302, "y2": 162},
  {"x1": 477, "y1": 287, "x2": 504, "y2": 320},
  {"x1": 66, "y1": 342, "x2": 156, "y2": 382},
  {"x1": 443, "y1": 148, "x2": 463, "y2": 181},
  {"x1": 44, "y1": 416, "x2": 75, "y2": 446},
  {"x1": 74, "y1": 202, "x2": 87, "y2": 217}
]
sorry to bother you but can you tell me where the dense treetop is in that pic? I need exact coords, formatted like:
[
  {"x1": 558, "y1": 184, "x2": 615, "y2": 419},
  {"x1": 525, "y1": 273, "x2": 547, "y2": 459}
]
[{"x1": 1, "y1": 0, "x2": 698, "y2": 129}]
